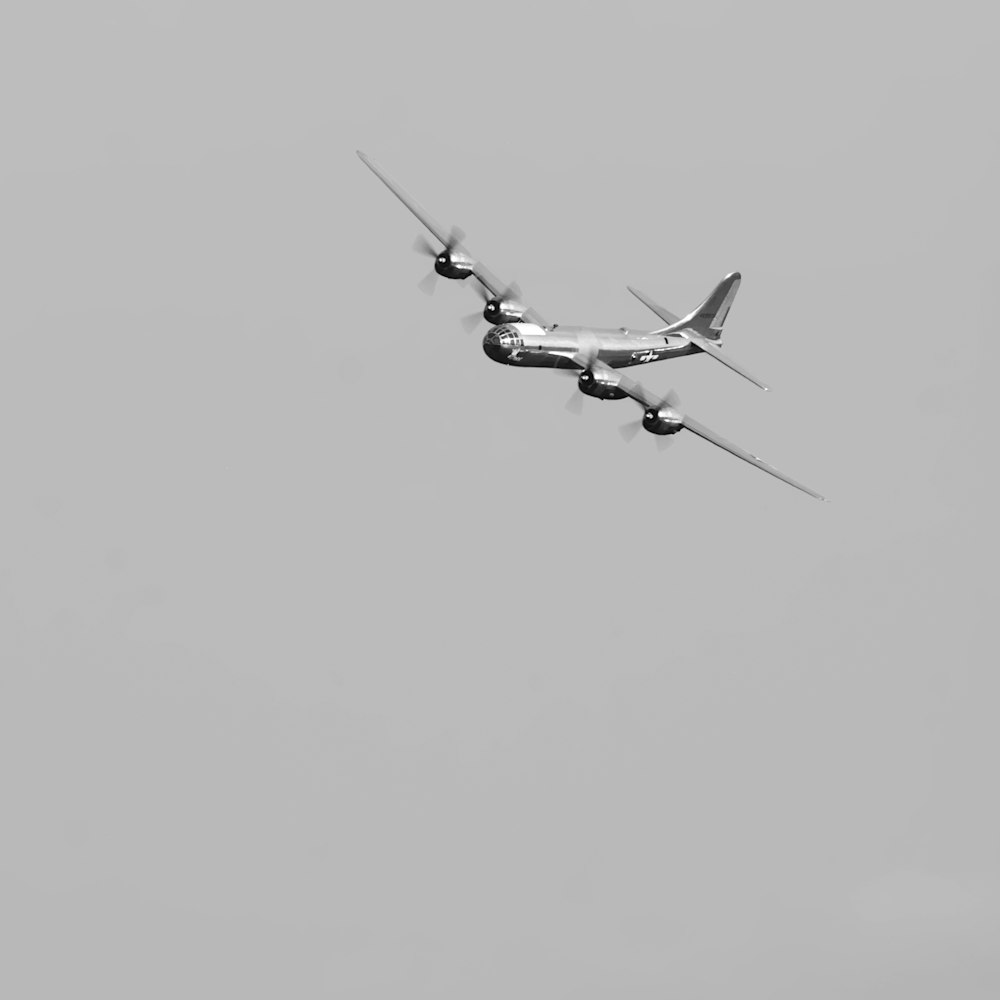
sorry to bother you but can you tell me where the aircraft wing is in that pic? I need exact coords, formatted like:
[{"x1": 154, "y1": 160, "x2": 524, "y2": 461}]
[
  {"x1": 605, "y1": 364, "x2": 825, "y2": 500},
  {"x1": 470, "y1": 261, "x2": 548, "y2": 326},
  {"x1": 357, "y1": 151, "x2": 453, "y2": 247},
  {"x1": 611, "y1": 367, "x2": 663, "y2": 410},
  {"x1": 357, "y1": 151, "x2": 548, "y2": 326},
  {"x1": 679, "y1": 414, "x2": 826, "y2": 500}
]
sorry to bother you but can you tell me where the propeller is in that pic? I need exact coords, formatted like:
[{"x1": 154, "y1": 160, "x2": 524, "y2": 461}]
[
  {"x1": 659, "y1": 388, "x2": 682, "y2": 412},
  {"x1": 556, "y1": 366, "x2": 585, "y2": 415},
  {"x1": 619, "y1": 419, "x2": 643, "y2": 443},
  {"x1": 460, "y1": 279, "x2": 526, "y2": 330},
  {"x1": 459, "y1": 281, "x2": 490, "y2": 331},
  {"x1": 412, "y1": 232, "x2": 436, "y2": 258},
  {"x1": 555, "y1": 349, "x2": 599, "y2": 416},
  {"x1": 619, "y1": 388, "x2": 682, "y2": 443},
  {"x1": 617, "y1": 381, "x2": 827, "y2": 498},
  {"x1": 412, "y1": 225, "x2": 466, "y2": 295},
  {"x1": 460, "y1": 309, "x2": 484, "y2": 333},
  {"x1": 413, "y1": 233, "x2": 439, "y2": 295},
  {"x1": 621, "y1": 421, "x2": 675, "y2": 448}
]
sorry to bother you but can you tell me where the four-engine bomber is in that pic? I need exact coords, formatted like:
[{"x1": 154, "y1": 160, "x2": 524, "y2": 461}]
[{"x1": 358, "y1": 151, "x2": 827, "y2": 501}]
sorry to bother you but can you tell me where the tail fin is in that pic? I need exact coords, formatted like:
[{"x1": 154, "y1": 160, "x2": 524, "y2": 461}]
[
  {"x1": 670, "y1": 271, "x2": 767, "y2": 389},
  {"x1": 682, "y1": 271, "x2": 740, "y2": 340}
]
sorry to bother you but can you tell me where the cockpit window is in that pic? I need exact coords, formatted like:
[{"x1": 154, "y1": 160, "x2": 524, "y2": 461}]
[{"x1": 484, "y1": 324, "x2": 523, "y2": 348}]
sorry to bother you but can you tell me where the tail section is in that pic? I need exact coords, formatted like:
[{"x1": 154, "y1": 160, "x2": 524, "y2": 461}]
[
  {"x1": 683, "y1": 271, "x2": 740, "y2": 340},
  {"x1": 627, "y1": 271, "x2": 766, "y2": 389}
]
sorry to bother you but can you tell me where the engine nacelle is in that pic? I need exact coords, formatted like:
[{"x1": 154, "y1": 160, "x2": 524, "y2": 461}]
[
  {"x1": 578, "y1": 367, "x2": 628, "y2": 401},
  {"x1": 482, "y1": 298, "x2": 525, "y2": 324},
  {"x1": 642, "y1": 406, "x2": 684, "y2": 434},
  {"x1": 434, "y1": 250, "x2": 475, "y2": 280}
]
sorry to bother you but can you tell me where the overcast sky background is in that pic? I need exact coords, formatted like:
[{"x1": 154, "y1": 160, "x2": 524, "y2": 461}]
[{"x1": 1, "y1": 1, "x2": 996, "y2": 997}]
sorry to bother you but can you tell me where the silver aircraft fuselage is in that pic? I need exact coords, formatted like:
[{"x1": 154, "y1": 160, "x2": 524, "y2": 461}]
[
  {"x1": 356, "y1": 151, "x2": 826, "y2": 500},
  {"x1": 482, "y1": 322, "x2": 699, "y2": 370}
]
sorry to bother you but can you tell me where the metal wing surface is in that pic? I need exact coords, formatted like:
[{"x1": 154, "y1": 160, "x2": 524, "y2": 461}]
[
  {"x1": 598, "y1": 362, "x2": 825, "y2": 500},
  {"x1": 680, "y1": 334, "x2": 771, "y2": 391},
  {"x1": 357, "y1": 151, "x2": 547, "y2": 326},
  {"x1": 357, "y1": 151, "x2": 452, "y2": 247},
  {"x1": 626, "y1": 285, "x2": 681, "y2": 326},
  {"x1": 679, "y1": 415, "x2": 826, "y2": 500},
  {"x1": 469, "y1": 262, "x2": 547, "y2": 326},
  {"x1": 608, "y1": 365, "x2": 663, "y2": 410}
]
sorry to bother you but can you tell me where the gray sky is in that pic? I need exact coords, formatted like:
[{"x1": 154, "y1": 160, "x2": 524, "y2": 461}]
[{"x1": 1, "y1": 1, "x2": 996, "y2": 997}]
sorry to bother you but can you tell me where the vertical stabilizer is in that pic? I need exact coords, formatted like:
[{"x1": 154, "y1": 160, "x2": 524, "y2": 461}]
[{"x1": 685, "y1": 271, "x2": 741, "y2": 340}]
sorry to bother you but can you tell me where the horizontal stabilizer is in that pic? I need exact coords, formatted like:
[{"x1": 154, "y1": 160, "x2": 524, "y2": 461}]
[
  {"x1": 683, "y1": 331, "x2": 770, "y2": 391},
  {"x1": 630, "y1": 275, "x2": 767, "y2": 390},
  {"x1": 627, "y1": 286, "x2": 681, "y2": 326}
]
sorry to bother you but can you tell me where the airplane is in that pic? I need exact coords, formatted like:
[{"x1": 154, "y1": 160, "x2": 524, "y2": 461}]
[{"x1": 357, "y1": 151, "x2": 827, "y2": 501}]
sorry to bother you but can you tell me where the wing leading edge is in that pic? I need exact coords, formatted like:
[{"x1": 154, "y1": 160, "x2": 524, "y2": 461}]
[
  {"x1": 599, "y1": 362, "x2": 825, "y2": 500},
  {"x1": 357, "y1": 151, "x2": 547, "y2": 326}
]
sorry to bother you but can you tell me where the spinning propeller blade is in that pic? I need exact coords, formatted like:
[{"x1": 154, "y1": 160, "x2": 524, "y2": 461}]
[
  {"x1": 557, "y1": 353, "x2": 592, "y2": 416},
  {"x1": 461, "y1": 281, "x2": 491, "y2": 329},
  {"x1": 616, "y1": 379, "x2": 826, "y2": 498},
  {"x1": 465, "y1": 279, "x2": 527, "y2": 328},
  {"x1": 619, "y1": 420, "x2": 643, "y2": 443},
  {"x1": 413, "y1": 234, "x2": 439, "y2": 293},
  {"x1": 460, "y1": 310, "x2": 483, "y2": 333},
  {"x1": 660, "y1": 388, "x2": 681, "y2": 412},
  {"x1": 412, "y1": 226, "x2": 467, "y2": 295},
  {"x1": 413, "y1": 233, "x2": 436, "y2": 258}
]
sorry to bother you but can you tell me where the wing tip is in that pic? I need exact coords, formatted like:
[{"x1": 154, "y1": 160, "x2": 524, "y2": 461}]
[{"x1": 787, "y1": 484, "x2": 829, "y2": 502}]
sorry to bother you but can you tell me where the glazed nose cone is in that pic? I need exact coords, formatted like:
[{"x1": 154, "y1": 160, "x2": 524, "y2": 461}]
[
  {"x1": 482, "y1": 340, "x2": 510, "y2": 362},
  {"x1": 482, "y1": 328, "x2": 512, "y2": 363}
]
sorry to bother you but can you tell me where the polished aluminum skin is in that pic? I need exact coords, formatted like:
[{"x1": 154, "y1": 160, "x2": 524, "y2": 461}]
[
  {"x1": 358, "y1": 151, "x2": 826, "y2": 500},
  {"x1": 481, "y1": 321, "x2": 699, "y2": 371}
]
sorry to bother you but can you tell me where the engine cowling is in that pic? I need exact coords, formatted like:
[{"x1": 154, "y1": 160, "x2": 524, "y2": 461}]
[
  {"x1": 482, "y1": 297, "x2": 525, "y2": 324},
  {"x1": 578, "y1": 367, "x2": 628, "y2": 401},
  {"x1": 642, "y1": 406, "x2": 684, "y2": 435},
  {"x1": 434, "y1": 250, "x2": 475, "y2": 280}
]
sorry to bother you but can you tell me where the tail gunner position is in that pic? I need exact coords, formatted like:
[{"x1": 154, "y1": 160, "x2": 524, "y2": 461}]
[{"x1": 358, "y1": 151, "x2": 826, "y2": 500}]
